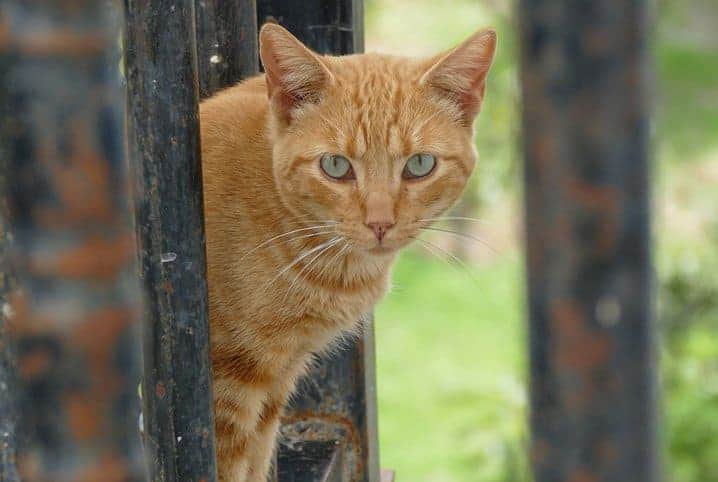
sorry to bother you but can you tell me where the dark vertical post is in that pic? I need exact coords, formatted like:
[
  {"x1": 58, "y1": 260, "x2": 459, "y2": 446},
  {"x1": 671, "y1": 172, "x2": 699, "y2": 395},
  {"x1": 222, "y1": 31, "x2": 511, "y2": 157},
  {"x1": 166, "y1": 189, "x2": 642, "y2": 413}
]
[
  {"x1": 257, "y1": 0, "x2": 363, "y2": 55},
  {"x1": 0, "y1": 46, "x2": 19, "y2": 480},
  {"x1": 519, "y1": 2, "x2": 658, "y2": 482},
  {"x1": 194, "y1": 0, "x2": 259, "y2": 98},
  {"x1": 123, "y1": 1, "x2": 217, "y2": 480},
  {"x1": 1, "y1": 1, "x2": 144, "y2": 480},
  {"x1": 256, "y1": 4, "x2": 378, "y2": 481}
]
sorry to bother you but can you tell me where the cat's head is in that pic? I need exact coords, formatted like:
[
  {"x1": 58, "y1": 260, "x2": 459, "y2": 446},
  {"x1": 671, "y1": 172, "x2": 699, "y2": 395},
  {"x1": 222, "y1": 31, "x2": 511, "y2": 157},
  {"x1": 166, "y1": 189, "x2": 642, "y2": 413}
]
[{"x1": 260, "y1": 24, "x2": 496, "y2": 256}]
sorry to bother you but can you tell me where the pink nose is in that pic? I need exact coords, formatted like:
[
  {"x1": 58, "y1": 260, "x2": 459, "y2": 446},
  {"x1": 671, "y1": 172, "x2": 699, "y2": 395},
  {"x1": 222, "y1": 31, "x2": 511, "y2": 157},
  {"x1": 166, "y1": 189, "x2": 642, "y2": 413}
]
[{"x1": 366, "y1": 222, "x2": 394, "y2": 241}]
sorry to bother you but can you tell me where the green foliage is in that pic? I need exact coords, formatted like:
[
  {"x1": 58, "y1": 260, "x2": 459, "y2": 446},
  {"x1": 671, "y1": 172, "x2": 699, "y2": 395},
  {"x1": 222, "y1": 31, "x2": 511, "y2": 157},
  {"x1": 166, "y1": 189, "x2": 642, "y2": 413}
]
[{"x1": 659, "y1": 228, "x2": 718, "y2": 482}]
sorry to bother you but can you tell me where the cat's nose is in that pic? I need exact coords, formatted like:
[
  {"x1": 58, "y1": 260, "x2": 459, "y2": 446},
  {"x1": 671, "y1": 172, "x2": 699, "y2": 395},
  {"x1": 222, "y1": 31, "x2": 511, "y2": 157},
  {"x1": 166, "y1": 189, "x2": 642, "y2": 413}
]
[
  {"x1": 364, "y1": 191, "x2": 395, "y2": 241},
  {"x1": 366, "y1": 222, "x2": 394, "y2": 241}
]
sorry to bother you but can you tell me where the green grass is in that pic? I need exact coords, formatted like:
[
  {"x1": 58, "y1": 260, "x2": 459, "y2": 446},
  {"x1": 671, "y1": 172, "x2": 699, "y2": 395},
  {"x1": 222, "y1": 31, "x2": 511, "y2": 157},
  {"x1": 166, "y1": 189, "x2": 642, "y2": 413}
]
[
  {"x1": 657, "y1": 44, "x2": 718, "y2": 163},
  {"x1": 375, "y1": 250, "x2": 528, "y2": 482}
]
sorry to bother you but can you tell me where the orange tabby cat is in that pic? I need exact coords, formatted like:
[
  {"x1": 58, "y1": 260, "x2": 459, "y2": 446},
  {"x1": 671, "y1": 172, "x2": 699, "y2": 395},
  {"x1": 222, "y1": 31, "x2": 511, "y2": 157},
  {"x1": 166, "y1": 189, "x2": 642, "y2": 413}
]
[{"x1": 200, "y1": 23, "x2": 496, "y2": 481}]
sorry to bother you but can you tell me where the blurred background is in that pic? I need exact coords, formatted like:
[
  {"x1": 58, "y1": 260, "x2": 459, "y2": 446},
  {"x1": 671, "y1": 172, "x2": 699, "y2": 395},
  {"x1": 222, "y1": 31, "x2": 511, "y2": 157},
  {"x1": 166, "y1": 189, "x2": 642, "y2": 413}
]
[{"x1": 366, "y1": 1, "x2": 718, "y2": 481}]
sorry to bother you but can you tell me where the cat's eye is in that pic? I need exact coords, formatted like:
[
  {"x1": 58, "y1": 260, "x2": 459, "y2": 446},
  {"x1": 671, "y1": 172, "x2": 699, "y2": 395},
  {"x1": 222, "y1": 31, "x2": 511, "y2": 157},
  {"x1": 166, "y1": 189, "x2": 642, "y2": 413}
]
[
  {"x1": 320, "y1": 154, "x2": 355, "y2": 180},
  {"x1": 403, "y1": 153, "x2": 436, "y2": 179}
]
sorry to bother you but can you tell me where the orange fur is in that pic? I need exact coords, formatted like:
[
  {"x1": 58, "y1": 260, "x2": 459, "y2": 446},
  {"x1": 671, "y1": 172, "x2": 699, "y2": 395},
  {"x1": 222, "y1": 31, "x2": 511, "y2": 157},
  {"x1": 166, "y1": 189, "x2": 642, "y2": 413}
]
[{"x1": 201, "y1": 24, "x2": 497, "y2": 481}]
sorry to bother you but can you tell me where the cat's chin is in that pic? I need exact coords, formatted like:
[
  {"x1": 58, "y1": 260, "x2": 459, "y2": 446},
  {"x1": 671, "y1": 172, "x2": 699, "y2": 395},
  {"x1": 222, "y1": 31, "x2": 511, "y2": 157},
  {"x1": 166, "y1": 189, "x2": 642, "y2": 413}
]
[{"x1": 367, "y1": 245, "x2": 398, "y2": 256}]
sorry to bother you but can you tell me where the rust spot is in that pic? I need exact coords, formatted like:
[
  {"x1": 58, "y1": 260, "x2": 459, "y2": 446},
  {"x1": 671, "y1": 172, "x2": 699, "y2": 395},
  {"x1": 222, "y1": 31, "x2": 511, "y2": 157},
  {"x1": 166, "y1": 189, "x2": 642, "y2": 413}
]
[
  {"x1": 566, "y1": 179, "x2": 621, "y2": 255},
  {"x1": 0, "y1": 29, "x2": 109, "y2": 57},
  {"x1": 65, "y1": 392, "x2": 101, "y2": 441},
  {"x1": 33, "y1": 122, "x2": 120, "y2": 229},
  {"x1": 551, "y1": 299, "x2": 612, "y2": 370},
  {"x1": 6, "y1": 290, "x2": 29, "y2": 333},
  {"x1": 28, "y1": 235, "x2": 134, "y2": 281},
  {"x1": 0, "y1": 16, "x2": 9, "y2": 49},
  {"x1": 279, "y1": 413, "x2": 364, "y2": 477},
  {"x1": 75, "y1": 453, "x2": 129, "y2": 482},
  {"x1": 570, "y1": 467, "x2": 598, "y2": 482},
  {"x1": 161, "y1": 279, "x2": 175, "y2": 295},
  {"x1": 18, "y1": 349, "x2": 53, "y2": 379},
  {"x1": 531, "y1": 438, "x2": 551, "y2": 465}
]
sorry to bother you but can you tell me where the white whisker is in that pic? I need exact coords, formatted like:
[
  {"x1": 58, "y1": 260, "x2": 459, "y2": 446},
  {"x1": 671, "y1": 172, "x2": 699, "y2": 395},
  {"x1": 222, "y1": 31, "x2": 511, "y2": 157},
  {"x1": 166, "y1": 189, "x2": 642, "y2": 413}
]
[
  {"x1": 285, "y1": 219, "x2": 339, "y2": 226},
  {"x1": 265, "y1": 236, "x2": 342, "y2": 292},
  {"x1": 283, "y1": 237, "x2": 344, "y2": 299},
  {"x1": 411, "y1": 236, "x2": 480, "y2": 286},
  {"x1": 419, "y1": 226, "x2": 497, "y2": 254},
  {"x1": 314, "y1": 241, "x2": 352, "y2": 284},
  {"x1": 240, "y1": 225, "x2": 336, "y2": 261},
  {"x1": 418, "y1": 216, "x2": 489, "y2": 225}
]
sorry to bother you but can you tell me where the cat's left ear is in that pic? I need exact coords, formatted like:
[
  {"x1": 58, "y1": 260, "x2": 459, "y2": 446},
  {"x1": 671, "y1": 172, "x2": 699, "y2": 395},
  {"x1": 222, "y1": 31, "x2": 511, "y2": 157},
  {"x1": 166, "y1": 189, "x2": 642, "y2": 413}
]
[
  {"x1": 259, "y1": 23, "x2": 333, "y2": 123},
  {"x1": 420, "y1": 28, "x2": 497, "y2": 125}
]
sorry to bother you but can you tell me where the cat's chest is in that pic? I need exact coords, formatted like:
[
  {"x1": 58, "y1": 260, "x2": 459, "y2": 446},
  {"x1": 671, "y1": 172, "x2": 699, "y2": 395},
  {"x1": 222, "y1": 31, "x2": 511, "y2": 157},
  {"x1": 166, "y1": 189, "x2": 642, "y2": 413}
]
[{"x1": 293, "y1": 273, "x2": 389, "y2": 330}]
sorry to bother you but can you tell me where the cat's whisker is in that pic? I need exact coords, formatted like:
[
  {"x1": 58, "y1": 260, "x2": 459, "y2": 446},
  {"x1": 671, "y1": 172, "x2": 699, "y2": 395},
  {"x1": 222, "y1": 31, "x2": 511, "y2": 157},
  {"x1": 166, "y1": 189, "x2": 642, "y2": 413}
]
[
  {"x1": 283, "y1": 237, "x2": 345, "y2": 300},
  {"x1": 265, "y1": 236, "x2": 342, "y2": 293},
  {"x1": 267, "y1": 229, "x2": 338, "y2": 252},
  {"x1": 418, "y1": 226, "x2": 497, "y2": 254},
  {"x1": 410, "y1": 236, "x2": 480, "y2": 286},
  {"x1": 313, "y1": 241, "x2": 352, "y2": 284},
  {"x1": 240, "y1": 225, "x2": 336, "y2": 260},
  {"x1": 239, "y1": 229, "x2": 336, "y2": 262},
  {"x1": 418, "y1": 216, "x2": 490, "y2": 225},
  {"x1": 284, "y1": 219, "x2": 339, "y2": 227},
  {"x1": 411, "y1": 237, "x2": 449, "y2": 265}
]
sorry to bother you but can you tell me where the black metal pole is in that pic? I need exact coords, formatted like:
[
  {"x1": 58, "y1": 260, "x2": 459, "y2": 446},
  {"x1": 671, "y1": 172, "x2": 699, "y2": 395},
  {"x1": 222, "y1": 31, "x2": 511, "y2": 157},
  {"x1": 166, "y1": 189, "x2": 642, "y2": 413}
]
[
  {"x1": 0, "y1": 51, "x2": 19, "y2": 481},
  {"x1": 519, "y1": 1, "x2": 658, "y2": 482},
  {"x1": 123, "y1": 1, "x2": 218, "y2": 480},
  {"x1": 194, "y1": 0, "x2": 259, "y2": 98},
  {"x1": 1, "y1": 1, "x2": 144, "y2": 480},
  {"x1": 257, "y1": 0, "x2": 363, "y2": 56},
  {"x1": 256, "y1": 3, "x2": 379, "y2": 482}
]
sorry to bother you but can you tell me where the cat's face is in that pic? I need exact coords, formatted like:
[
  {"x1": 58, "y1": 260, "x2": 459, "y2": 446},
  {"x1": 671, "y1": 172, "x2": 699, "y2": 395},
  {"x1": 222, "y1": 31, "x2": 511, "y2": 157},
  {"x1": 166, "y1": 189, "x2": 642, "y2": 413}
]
[{"x1": 260, "y1": 25, "x2": 496, "y2": 255}]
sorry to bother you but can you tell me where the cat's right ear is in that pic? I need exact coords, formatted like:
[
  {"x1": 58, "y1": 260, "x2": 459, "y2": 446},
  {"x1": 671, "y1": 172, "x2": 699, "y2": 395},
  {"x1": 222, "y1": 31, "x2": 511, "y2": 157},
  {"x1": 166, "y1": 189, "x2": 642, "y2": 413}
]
[
  {"x1": 259, "y1": 24, "x2": 333, "y2": 123},
  {"x1": 420, "y1": 28, "x2": 497, "y2": 126}
]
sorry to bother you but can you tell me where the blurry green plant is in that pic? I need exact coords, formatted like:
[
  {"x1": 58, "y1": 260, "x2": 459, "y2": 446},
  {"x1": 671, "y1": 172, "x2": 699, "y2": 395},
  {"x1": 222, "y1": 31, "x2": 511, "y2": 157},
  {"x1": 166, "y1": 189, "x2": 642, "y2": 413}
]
[{"x1": 659, "y1": 224, "x2": 718, "y2": 482}]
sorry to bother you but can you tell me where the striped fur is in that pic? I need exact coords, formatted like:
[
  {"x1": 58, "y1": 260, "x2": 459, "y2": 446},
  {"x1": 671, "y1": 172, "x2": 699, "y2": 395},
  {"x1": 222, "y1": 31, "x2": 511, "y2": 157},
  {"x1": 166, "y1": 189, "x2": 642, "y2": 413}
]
[{"x1": 200, "y1": 24, "x2": 496, "y2": 481}]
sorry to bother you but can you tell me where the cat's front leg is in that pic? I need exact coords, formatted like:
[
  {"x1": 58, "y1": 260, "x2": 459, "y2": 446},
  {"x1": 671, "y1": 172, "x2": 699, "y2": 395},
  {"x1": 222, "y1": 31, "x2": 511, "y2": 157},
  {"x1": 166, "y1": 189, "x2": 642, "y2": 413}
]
[
  {"x1": 213, "y1": 376, "x2": 269, "y2": 482},
  {"x1": 244, "y1": 395, "x2": 285, "y2": 482}
]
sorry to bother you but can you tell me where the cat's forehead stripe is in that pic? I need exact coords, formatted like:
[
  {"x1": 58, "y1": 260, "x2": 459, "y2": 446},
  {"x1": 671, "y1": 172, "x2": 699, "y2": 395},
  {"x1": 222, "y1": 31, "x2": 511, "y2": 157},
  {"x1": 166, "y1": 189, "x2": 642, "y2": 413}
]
[{"x1": 328, "y1": 58, "x2": 430, "y2": 160}]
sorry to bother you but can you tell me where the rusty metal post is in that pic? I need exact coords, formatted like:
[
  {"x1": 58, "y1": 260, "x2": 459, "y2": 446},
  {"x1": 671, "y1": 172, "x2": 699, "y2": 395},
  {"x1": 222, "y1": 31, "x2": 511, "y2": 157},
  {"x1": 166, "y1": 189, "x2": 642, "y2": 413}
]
[
  {"x1": 194, "y1": 0, "x2": 259, "y2": 98},
  {"x1": 123, "y1": 0, "x2": 218, "y2": 480},
  {"x1": 0, "y1": 223, "x2": 18, "y2": 482},
  {"x1": 0, "y1": 45, "x2": 20, "y2": 480},
  {"x1": 519, "y1": 1, "x2": 658, "y2": 482},
  {"x1": 1, "y1": 1, "x2": 145, "y2": 480},
  {"x1": 255, "y1": 3, "x2": 379, "y2": 481}
]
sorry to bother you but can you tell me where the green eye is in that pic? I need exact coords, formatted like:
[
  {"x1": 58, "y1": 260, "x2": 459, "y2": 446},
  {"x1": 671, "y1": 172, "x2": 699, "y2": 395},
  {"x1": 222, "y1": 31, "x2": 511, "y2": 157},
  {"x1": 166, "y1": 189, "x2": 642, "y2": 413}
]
[
  {"x1": 403, "y1": 153, "x2": 436, "y2": 179},
  {"x1": 320, "y1": 154, "x2": 355, "y2": 180}
]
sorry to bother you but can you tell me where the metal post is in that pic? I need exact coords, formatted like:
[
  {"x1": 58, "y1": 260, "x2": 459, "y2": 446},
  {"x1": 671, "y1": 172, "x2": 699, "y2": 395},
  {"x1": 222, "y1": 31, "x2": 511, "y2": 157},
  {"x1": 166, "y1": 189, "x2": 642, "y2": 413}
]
[
  {"x1": 0, "y1": 47, "x2": 19, "y2": 480},
  {"x1": 194, "y1": 0, "x2": 259, "y2": 98},
  {"x1": 255, "y1": 3, "x2": 378, "y2": 481},
  {"x1": 1, "y1": 1, "x2": 144, "y2": 480},
  {"x1": 257, "y1": 0, "x2": 363, "y2": 55},
  {"x1": 123, "y1": 1, "x2": 218, "y2": 480},
  {"x1": 519, "y1": 1, "x2": 658, "y2": 482}
]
